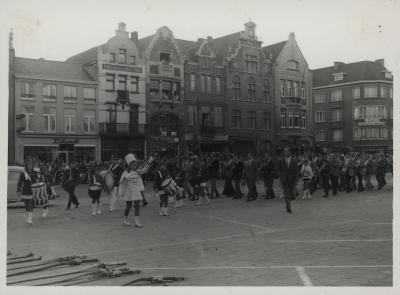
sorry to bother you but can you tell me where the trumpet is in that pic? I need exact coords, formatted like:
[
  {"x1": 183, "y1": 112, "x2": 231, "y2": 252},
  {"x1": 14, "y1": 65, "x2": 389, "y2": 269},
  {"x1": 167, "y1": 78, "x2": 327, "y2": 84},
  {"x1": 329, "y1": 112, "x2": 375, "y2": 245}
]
[{"x1": 138, "y1": 155, "x2": 154, "y2": 170}]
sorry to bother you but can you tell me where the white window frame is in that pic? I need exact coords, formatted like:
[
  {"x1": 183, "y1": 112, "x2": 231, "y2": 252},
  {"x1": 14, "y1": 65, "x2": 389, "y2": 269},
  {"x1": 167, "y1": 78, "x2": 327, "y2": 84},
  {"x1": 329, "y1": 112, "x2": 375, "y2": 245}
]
[
  {"x1": 288, "y1": 110, "x2": 294, "y2": 128},
  {"x1": 315, "y1": 111, "x2": 325, "y2": 122},
  {"x1": 21, "y1": 82, "x2": 35, "y2": 100},
  {"x1": 280, "y1": 109, "x2": 286, "y2": 128},
  {"x1": 43, "y1": 108, "x2": 56, "y2": 133},
  {"x1": 83, "y1": 87, "x2": 96, "y2": 101},
  {"x1": 332, "y1": 129, "x2": 343, "y2": 142},
  {"x1": 331, "y1": 109, "x2": 342, "y2": 122},
  {"x1": 84, "y1": 112, "x2": 95, "y2": 133},
  {"x1": 315, "y1": 92, "x2": 325, "y2": 103},
  {"x1": 352, "y1": 87, "x2": 360, "y2": 99},
  {"x1": 43, "y1": 84, "x2": 57, "y2": 100},
  {"x1": 331, "y1": 90, "x2": 342, "y2": 102},
  {"x1": 22, "y1": 106, "x2": 35, "y2": 131},
  {"x1": 364, "y1": 86, "x2": 378, "y2": 98},
  {"x1": 64, "y1": 86, "x2": 77, "y2": 102},
  {"x1": 316, "y1": 130, "x2": 326, "y2": 142},
  {"x1": 300, "y1": 82, "x2": 305, "y2": 99},
  {"x1": 190, "y1": 74, "x2": 196, "y2": 92},
  {"x1": 333, "y1": 74, "x2": 344, "y2": 81},
  {"x1": 215, "y1": 77, "x2": 221, "y2": 94},
  {"x1": 64, "y1": 111, "x2": 77, "y2": 133}
]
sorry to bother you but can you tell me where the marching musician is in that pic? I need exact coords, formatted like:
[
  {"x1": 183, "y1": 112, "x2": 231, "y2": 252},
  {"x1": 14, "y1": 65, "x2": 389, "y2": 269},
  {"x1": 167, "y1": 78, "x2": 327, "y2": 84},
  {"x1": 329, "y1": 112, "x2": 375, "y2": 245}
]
[
  {"x1": 34, "y1": 167, "x2": 50, "y2": 218},
  {"x1": 109, "y1": 159, "x2": 124, "y2": 212},
  {"x1": 16, "y1": 161, "x2": 37, "y2": 225},
  {"x1": 153, "y1": 165, "x2": 169, "y2": 216},
  {"x1": 118, "y1": 154, "x2": 153, "y2": 227},
  {"x1": 88, "y1": 166, "x2": 104, "y2": 216}
]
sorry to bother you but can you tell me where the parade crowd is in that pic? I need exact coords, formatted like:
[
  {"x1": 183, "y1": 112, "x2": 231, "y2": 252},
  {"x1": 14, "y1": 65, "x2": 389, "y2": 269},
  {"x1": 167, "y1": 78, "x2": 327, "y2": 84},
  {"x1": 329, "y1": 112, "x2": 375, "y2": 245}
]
[{"x1": 16, "y1": 148, "x2": 393, "y2": 227}]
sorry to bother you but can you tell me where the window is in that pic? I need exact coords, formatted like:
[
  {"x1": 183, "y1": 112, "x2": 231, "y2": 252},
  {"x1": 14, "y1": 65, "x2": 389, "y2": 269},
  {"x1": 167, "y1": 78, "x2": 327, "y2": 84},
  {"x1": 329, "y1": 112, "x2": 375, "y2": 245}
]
[
  {"x1": 215, "y1": 77, "x2": 221, "y2": 94},
  {"x1": 83, "y1": 88, "x2": 95, "y2": 101},
  {"x1": 245, "y1": 54, "x2": 257, "y2": 73},
  {"x1": 232, "y1": 110, "x2": 241, "y2": 128},
  {"x1": 43, "y1": 107, "x2": 56, "y2": 133},
  {"x1": 331, "y1": 109, "x2": 342, "y2": 122},
  {"x1": 280, "y1": 109, "x2": 286, "y2": 127},
  {"x1": 353, "y1": 87, "x2": 360, "y2": 99},
  {"x1": 364, "y1": 86, "x2": 378, "y2": 98},
  {"x1": 150, "y1": 80, "x2": 159, "y2": 99},
  {"x1": 109, "y1": 53, "x2": 115, "y2": 63},
  {"x1": 43, "y1": 84, "x2": 56, "y2": 100},
  {"x1": 353, "y1": 127, "x2": 388, "y2": 141},
  {"x1": 173, "y1": 82, "x2": 180, "y2": 102},
  {"x1": 293, "y1": 81, "x2": 300, "y2": 97},
  {"x1": 64, "y1": 109, "x2": 76, "y2": 133},
  {"x1": 214, "y1": 107, "x2": 223, "y2": 127},
  {"x1": 206, "y1": 76, "x2": 212, "y2": 93},
  {"x1": 190, "y1": 74, "x2": 196, "y2": 92},
  {"x1": 200, "y1": 76, "x2": 206, "y2": 93},
  {"x1": 64, "y1": 86, "x2": 77, "y2": 102},
  {"x1": 262, "y1": 112, "x2": 271, "y2": 130},
  {"x1": 333, "y1": 73, "x2": 343, "y2": 81},
  {"x1": 118, "y1": 49, "x2": 126, "y2": 64},
  {"x1": 84, "y1": 110, "x2": 95, "y2": 133},
  {"x1": 248, "y1": 78, "x2": 256, "y2": 101},
  {"x1": 314, "y1": 92, "x2": 325, "y2": 103},
  {"x1": 187, "y1": 105, "x2": 194, "y2": 126},
  {"x1": 118, "y1": 75, "x2": 127, "y2": 91},
  {"x1": 263, "y1": 80, "x2": 271, "y2": 103},
  {"x1": 160, "y1": 52, "x2": 171, "y2": 65},
  {"x1": 315, "y1": 111, "x2": 325, "y2": 122},
  {"x1": 287, "y1": 60, "x2": 299, "y2": 71},
  {"x1": 21, "y1": 106, "x2": 34, "y2": 131},
  {"x1": 21, "y1": 82, "x2": 35, "y2": 98},
  {"x1": 301, "y1": 111, "x2": 307, "y2": 129},
  {"x1": 106, "y1": 74, "x2": 115, "y2": 91},
  {"x1": 280, "y1": 80, "x2": 286, "y2": 97},
  {"x1": 233, "y1": 77, "x2": 240, "y2": 100},
  {"x1": 300, "y1": 82, "x2": 305, "y2": 99},
  {"x1": 288, "y1": 110, "x2": 294, "y2": 128},
  {"x1": 390, "y1": 88, "x2": 393, "y2": 99},
  {"x1": 130, "y1": 55, "x2": 136, "y2": 65},
  {"x1": 332, "y1": 129, "x2": 343, "y2": 141},
  {"x1": 378, "y1": 106, "x2": 387, "y2": 118},
  {"x1": 385, "y1": 72, "x2": 393, "y2": 79},
  {"x1": 286, "y1": 80, "x2": 292, "y2": 97},
  {"x1": 247, "y1": 111, "x2": 256, "y2": 129},
  {"x1": 381, "y1": 87, "x2": 387, "y2": 98},
  {"x1": 316, "y1": 130, "x2": 326, "y2": 142},
  {"x1": 331, "y1": 90, "x2": 342, "y2": 102},
  {"x1": 130, "y1": 76, "x2": 139, "y2": 93},
  {"x1": 294, "y1": 110, "x2": 300, "y2": 128},
  {"x1": 161, "y1": 81, "x2": 171, "y2": 100}
]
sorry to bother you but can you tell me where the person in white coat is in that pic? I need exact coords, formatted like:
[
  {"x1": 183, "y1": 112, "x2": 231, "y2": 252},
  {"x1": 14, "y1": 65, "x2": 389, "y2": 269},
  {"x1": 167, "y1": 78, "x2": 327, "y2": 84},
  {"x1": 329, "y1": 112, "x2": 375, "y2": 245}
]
[{"x1": 118, "y1": 154, "x2": 153, "y2": 227}]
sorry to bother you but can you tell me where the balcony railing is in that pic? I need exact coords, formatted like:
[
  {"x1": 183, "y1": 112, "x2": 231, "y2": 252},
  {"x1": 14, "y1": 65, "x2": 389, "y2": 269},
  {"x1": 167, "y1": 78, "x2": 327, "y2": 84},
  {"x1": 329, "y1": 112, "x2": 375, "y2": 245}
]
[
  {"x1": 99, "y1": 123, "x2": 147, "y2": 136},
  {"x1": 200, "y1": 125, "x2": 224, "y2": 136},
  {"x1": 159, "y1": 64, "x2": 174, "y2": 76}
]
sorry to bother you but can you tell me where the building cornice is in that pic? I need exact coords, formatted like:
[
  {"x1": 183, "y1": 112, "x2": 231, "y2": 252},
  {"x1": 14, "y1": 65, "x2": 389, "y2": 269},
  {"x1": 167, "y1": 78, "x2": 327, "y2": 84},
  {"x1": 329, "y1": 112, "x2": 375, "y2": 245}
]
[
  {"x1": 313, "y1": 80, "x2": 393, "y2": 90},
  {"x1": 15, "y1": 74, "x2": 98, "y2": 85}
]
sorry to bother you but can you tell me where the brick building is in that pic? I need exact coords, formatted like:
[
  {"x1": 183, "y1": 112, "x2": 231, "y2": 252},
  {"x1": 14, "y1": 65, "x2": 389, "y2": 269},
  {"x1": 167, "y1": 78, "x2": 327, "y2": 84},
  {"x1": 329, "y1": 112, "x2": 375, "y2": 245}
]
[
  {"x1": 263, "y1": 32, "x2": 313, "y2": 153},
  {"x1": 67, "y1": 23, "x2": 147, "y2": 160},
  {"x1": 180, "y1": 36, "x2": 228, "y2": 154},
  {"x1": 212, "y1": 21, "x2": 275, "y2": 156},
  {"x1": 13, "y1": 57, "x2": 99, "y2": 164},
  {"x1": 312, "y1": 60, "x2": 393, "y2": 153},
  {"x1": 138, "y1": 27, "x2": 185, "y2": 156}
]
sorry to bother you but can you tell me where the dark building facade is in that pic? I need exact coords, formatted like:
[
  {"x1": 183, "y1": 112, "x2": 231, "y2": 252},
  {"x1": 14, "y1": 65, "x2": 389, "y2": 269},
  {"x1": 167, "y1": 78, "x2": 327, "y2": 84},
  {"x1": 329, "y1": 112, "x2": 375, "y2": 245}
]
[
  {"x1": 312, "y1": 60, "x2": 393, "y2": 153},
  {"x1": 181, "y1": 36, "x2": 228, "y2": 154},
  {"x1": 212, "y1": 21, "x2": 275, "y2": 156},
  {"x1": 263, "y1": 33, "x2": 313, "y2": 153},
  {"x1": 139, "y1": 27, "x2": 185, "y2": 156}
]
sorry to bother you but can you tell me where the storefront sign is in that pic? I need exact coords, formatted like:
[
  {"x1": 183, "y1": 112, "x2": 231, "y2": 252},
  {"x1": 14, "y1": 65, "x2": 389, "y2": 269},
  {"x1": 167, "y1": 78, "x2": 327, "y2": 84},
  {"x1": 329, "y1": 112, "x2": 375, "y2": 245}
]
[
  {"x1": 358, "y1": 118, "x2": 384, "y2": 126},
  {"x1": 102, "y1": 64, "x2": 143, "y2": 73},
  {"x1": 53, "y1": 138, "x2": 79, "y2": 144}
]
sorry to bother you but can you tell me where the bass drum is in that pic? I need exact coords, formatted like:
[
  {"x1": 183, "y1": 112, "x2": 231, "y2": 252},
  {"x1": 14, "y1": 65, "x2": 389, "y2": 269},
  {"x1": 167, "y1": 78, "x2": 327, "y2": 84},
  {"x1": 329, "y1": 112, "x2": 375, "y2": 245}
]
[{"x1": 105, "y1": 172, "x2": 115, "y2": 189}]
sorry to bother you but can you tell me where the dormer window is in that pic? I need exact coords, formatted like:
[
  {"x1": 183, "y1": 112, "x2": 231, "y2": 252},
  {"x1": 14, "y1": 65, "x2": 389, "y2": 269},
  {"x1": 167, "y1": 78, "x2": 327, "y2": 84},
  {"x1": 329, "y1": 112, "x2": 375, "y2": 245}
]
[
  {"x1": 287, "y1": 60, "x2": 299, "y2": 71},
  {"x1": 333, "y1": 73, "x2": 344, "y2": 81},
  {"x1": 160, "y1": 52, "x2": 171, "y2": 65},
  {"x1": 384, "y1": 72, "x2": 393, "y2": 79},
  {"x1": 118, "y1": 49, "x2": 126, "y2": 64},
  {"x1": 109, "y1": 53, "x2": 116, "y2": 63}
]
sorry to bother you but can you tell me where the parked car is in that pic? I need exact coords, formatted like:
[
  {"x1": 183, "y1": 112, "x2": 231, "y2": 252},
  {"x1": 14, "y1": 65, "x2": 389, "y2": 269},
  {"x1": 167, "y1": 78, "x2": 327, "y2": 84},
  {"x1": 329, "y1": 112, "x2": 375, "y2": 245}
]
[{"x1": 7, "y1": 165, "x2": 25, "y2": 205}]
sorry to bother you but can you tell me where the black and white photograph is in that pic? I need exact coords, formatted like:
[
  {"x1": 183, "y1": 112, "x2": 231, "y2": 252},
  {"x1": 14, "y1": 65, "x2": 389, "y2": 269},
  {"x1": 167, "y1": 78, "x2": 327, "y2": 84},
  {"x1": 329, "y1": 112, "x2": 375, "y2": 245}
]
[{"x1": 1, "y1": 0, "x2": 399, "y2": 292}]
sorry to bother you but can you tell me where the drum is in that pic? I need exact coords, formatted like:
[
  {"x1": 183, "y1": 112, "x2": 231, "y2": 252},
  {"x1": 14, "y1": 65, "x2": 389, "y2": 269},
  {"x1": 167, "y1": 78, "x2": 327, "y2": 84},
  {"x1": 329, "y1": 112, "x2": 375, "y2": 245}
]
[
  {"x1": 105, "y1": 172, "x2": 115, "y2": 190},
  {"x1": 32, "y1": 182, "x2": 49, "y2": 207},
  {"x1": 88, "y1": 185, "x2": 102, "y2": 199},
  {"x1": 161, "y1": 178, "x2": 179, "y2": 195}
]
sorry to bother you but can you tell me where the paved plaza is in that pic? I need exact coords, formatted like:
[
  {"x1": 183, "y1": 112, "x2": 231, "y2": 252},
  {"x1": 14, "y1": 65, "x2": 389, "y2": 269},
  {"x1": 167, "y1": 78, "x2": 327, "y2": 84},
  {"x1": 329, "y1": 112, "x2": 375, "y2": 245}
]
[{"x1": 7, "y1": 178, "x2": 393, "y2": 286}]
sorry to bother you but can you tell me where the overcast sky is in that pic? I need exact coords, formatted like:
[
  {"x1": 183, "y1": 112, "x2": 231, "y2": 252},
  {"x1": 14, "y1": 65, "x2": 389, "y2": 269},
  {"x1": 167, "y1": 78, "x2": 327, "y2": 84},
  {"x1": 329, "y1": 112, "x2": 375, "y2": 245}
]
[{"x1": 1, "y1": 0, "x2": 400, "y2": 70}]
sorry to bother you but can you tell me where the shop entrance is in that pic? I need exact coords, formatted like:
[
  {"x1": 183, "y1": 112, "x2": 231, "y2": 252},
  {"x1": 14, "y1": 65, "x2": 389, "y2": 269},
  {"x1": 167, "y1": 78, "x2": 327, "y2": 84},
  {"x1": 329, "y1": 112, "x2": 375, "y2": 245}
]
[{"x1": 58, "y1": 144, "x2": 75, "y2": 164}]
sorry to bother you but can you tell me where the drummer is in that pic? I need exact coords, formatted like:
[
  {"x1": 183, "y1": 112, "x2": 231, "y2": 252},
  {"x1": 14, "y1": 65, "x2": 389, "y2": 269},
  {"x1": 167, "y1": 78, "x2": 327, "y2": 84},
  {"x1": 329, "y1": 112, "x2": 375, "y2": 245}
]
[
  {"x1": 16, "y1": 161, "x2": 37, "y2": 225},
  {"x1": 88, "y1": 166, "x2": 104, "y2": 216},
  {"x1": 34, "y1": 167, "x2": 50, "y2": 218}
]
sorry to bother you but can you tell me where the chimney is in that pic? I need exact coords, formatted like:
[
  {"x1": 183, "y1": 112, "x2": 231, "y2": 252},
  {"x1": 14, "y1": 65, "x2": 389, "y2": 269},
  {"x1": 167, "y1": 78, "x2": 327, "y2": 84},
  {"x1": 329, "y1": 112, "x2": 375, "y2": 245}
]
[
  {"x1": 197, "y1": 38, "x2": 204, "y2": 44},
  {"x1": 130, "y1": 31, "x2": 138, "y2": 42},
  {"x1": 375, "y1": 59, "x2": 384, "y2": 66},
  {"x1": 207, "y1": 36, "x2": 212, "y2": 41},
  {"x1": 334, "y1": 61, "x2": 344, "y2": 70},
  {"x1": 289, "y1": 32, "x2": 295, "y2": 40},
  {"x1": 118, "y1": 22, "x2": 126, "y2": 31},
  {"x1": 9, "y1": 28, "x2": 13, "y2": 50}
]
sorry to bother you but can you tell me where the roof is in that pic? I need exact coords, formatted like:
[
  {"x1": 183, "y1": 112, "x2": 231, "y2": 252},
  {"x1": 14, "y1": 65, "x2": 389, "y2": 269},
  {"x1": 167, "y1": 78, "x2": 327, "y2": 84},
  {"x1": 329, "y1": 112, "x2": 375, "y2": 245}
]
[
  {"x1": 15, "y1": 57, "x2": 96, "y2": 83},
  {"x1": 212, "y1": 31, "x2": 242, "y2": 64},
  {"x1": 138, "y1": 34, "x2": 155, "y2": 52},
  {"x1": 175, "y1": 38, "x2": 198, "y2": 56},
  {"x1": 262, "y1": 41, "x2": 287, "y2": 62},
  {"x1": 312, "y1": 60, "x2": 393, "y2": 87},
  {"x1": 66, "y1": 45, "x2": 101, "y2": 64}
]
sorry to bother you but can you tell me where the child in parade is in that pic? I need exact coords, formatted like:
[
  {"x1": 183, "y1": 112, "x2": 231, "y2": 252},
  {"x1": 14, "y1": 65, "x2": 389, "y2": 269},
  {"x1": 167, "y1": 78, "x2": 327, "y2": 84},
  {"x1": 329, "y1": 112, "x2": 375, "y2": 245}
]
[
  {"x1": 119, "y1": 154, "x2": 153, "y2": 227},
  {"x1": 16, "y1": 162, "x2": 37, "y2": 225},
  {"x1": 88, "y1": 166, "x2": 103, "y2": 216}
]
